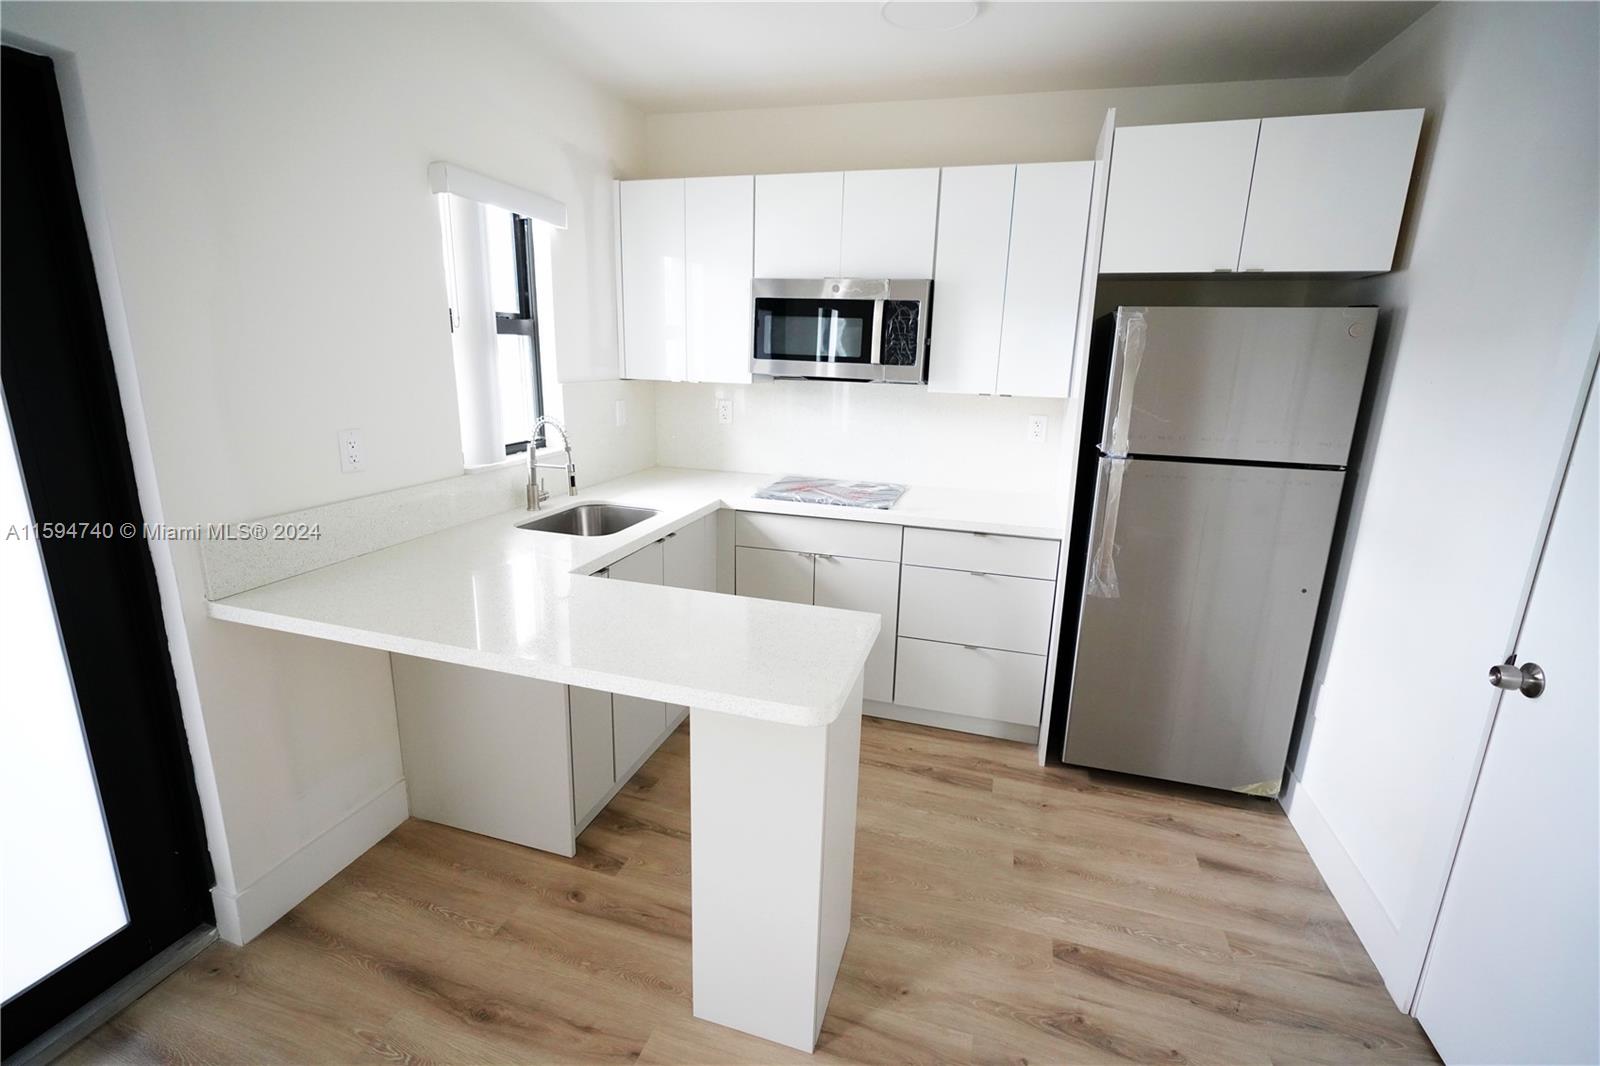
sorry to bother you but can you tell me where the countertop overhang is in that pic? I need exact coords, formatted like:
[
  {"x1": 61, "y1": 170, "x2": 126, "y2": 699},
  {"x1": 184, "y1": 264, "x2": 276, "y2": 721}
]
[{"x1": 206, "y1": 468, "x2": 1065, "y2": 727}]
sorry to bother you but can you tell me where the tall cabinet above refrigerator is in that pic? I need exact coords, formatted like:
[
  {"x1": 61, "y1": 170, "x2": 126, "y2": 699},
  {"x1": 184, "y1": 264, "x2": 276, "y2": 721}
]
[{"x1": 1060, "y1": 306, "x2": 1377, "y2": 795}]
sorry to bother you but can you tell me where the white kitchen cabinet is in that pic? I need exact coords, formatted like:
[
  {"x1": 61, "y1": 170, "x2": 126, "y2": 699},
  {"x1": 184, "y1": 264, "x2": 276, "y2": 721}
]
[
  {"x1": 609, "y1": 537, "x2": 664, "y2": 585},
  {"x1": 898, "y1": 565, "x2": 1055, "y2": 655},
  {"x1": 901, "y1": 527, "x2": 1060, "y2": 580},
  {"x1": 839, "y1": 168, "x2": 940, "y2": 278},
  {"x1": 893, "y1": 638, "x2": 1047, "y2": 727},
  {"x1": 996, "y1": 161, "x2": 1094, "y2": 398},
  {"x1": 663, "y1": 513, "x2": 718, "y2": 592},
  {"x1": 569, "y1": 686, "x2": 615, "y2": 823},
  {"x1": 618, "y1": 179, "x2": 687, "y2": 381},
  {"x1": 735, "y1": 545, "x2": 813, "y2": 604},
  {"x1": 734, "y1": 511, "x2": 901, "y2": 561},
  {"x1": 929, "y1": 164, "x2": 1016, "y2": 394},
  {"x1": 1237, "y1": 109, "x2": 1424, "y2": 273},
  {"x1": 754, "y1": 172, "x2": 843, "y2": 278},
  {"x1": 813, "y1": 554, "x2": 899, "y2": 703},
  {"x1": 1100, "y1": 118, "x2": 1261, "y2": 274},
  {"x1": 606, "y1": 538, "x2": 672, "y2": 777},
  {"x1": 685, "y1": 176, "x2": 754, "y2": 384}
]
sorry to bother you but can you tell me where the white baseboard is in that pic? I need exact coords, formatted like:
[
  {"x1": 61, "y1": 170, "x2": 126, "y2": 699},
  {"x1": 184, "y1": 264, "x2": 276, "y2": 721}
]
[
  {"x1": 211, "y1": 779, "x2": 409, "y2": 945},
  {"x1": 863, "y1": 699, "x2": 1038, "y2": 744},
  {"x1": 1279, "y1": 772, "x2": 1415, "y2": 1012}
]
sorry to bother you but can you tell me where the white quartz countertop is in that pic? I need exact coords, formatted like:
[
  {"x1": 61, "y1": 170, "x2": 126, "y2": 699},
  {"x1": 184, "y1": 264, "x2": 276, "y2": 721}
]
[{"x1": 207, "y1": 467, "x2": 1065, "y2": 726}]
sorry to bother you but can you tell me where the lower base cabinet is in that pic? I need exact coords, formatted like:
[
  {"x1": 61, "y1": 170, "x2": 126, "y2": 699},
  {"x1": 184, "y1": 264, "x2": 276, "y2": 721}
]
[
  {"x1": 569, "y1": 686, "x2": 616, "y2": 821},
  {"x1": 733, "y1": 511, "x2": 1061, "y2": 740}
]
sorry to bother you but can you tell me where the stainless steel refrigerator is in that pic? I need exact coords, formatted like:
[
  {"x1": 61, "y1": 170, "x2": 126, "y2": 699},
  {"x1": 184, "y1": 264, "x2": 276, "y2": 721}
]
[{"x1": 1061, "y1": 306, "x2": 1377, "y2": 795}]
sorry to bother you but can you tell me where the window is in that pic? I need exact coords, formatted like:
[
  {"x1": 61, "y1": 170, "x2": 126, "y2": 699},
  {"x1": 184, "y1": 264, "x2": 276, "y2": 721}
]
[
  {"x1": 437, "y1": 187, "x2": 557, "y2": 470},
  {"x1": 483, "y1": 205, "x2": 545, "y2": 454}
]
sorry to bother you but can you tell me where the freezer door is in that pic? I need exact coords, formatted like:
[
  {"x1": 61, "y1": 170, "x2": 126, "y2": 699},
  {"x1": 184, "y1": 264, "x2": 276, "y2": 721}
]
[
  {"x1": 1064, "y1": 457, "x2": 1344, "y2": 794},
  {"x1": 1101, "y1": 306, "x2": 1376, "y2": 465}
]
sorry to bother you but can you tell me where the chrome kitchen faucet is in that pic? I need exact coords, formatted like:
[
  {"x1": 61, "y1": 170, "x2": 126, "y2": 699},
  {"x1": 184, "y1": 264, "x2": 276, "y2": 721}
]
[{"x1": 527, "y1": 416, "x2": 575, "y2": 510}]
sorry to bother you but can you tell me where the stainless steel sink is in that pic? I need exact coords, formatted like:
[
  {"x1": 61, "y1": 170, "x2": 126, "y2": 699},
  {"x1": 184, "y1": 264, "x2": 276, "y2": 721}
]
[{"x1": 517, "y1": 502, "x2": 658, "y2": 537}]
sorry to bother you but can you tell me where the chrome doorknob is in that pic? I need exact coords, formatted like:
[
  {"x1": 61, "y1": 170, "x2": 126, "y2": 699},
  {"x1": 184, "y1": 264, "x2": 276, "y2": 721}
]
[{"x1": 1489, "y1": 659, "x2": 1545, "y2": 698}]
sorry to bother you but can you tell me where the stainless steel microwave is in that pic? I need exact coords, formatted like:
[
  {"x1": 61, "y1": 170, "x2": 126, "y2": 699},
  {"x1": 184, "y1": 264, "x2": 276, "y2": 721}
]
[{"x1": 752, "y1": 278, "x2": 932, "y2": 383}]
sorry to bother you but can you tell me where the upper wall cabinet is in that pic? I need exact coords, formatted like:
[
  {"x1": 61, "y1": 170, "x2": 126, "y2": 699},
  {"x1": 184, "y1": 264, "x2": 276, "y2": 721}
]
[
  {"x1": 997, "y1": 161, "x2": 1095, "y2": 398},
  {"x1": 618, "y1": 179, "x2": 687, "y2": 381},
  {"x1": 618, "y1": 176, "x2": 754, "y2": 384},
  {"x1": 929, "y1": 164, "x2": 1015, "y2": 395},
  {"x1": 932, "y1": 162, "x2": 1094, "y2": 398},
  {"x1": 1237, "y1": 110, "x2": 1424, "y2": 273},
  {"x1": 839, "y1": 168, "x2": 940, "y2": 277},
  {"x1": 685, "y1": 175, "x2": 755, "y2": 384},
  {"x1": 1101, "y1": 109, "x2": 1425, "y2": 275},
  {"x1": 1100, "y1": 118, "x2": 1261, "y2": 274},
  {"x1": 754, "y1": 172, "x2": 844, "y2": 278}
]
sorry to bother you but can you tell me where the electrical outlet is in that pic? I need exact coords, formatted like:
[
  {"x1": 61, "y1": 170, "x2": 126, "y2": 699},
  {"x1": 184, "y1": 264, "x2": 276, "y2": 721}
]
[
  {"x1": 1026, "y1": 415, "x2": 1048, "y2": 444},
  {"x1": 614, "y1": 399, "x2": 628, "y2": 427},
  {"x1": 716, "y1": 399, "x2": 733, "y2": 425},
  {"x1": 338, "y1": 428, "x2": 364, "y2": 473}
]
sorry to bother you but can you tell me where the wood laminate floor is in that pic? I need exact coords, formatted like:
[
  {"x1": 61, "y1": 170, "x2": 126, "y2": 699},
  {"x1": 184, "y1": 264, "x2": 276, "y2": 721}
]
[{"x1": 63, "y1": 718, "x2": 1437, "y2": 1065}]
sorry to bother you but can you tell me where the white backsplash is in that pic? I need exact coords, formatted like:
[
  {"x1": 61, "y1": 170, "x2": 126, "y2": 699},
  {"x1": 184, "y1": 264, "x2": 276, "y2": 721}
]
[{"x1": 654, "y1": 381, "x2": 1071, "y2": 494}]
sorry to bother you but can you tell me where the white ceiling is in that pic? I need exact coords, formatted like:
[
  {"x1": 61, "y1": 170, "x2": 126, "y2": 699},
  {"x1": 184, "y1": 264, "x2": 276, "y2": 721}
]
[{"x1": 518, "y1": 2, "x2": 1433, "y2": 113}]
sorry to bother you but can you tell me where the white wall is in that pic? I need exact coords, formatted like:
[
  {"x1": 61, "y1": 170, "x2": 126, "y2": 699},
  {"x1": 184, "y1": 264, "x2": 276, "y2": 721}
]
[
  {"x1": 643, "y1": 76, "x2": 1344, "y2": 176},
  {"x1": 645, "y1": 76, "x2": 1345, "y2": 494},
  {"x1": 656, "y1": 381, "x2": 1068, "y2": 492},
  {"x1": 1285, "y1": 1, "x2": 1599, "y2": 1008},
  {"x1": 1, "y1": 1, "x2": 648, "y2": 940}
]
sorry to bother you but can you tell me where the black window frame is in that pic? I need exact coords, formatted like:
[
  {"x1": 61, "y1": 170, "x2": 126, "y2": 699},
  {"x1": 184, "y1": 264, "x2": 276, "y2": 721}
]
[{"x1": 494, "y1": 213, "x2": 545, "y2": 454}]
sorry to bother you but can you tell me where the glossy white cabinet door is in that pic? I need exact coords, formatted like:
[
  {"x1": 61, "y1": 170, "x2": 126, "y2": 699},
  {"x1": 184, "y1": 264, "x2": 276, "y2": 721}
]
[
  {"x1": 569, "y1": 686, "x2": 615, "y2": 823},
  {"x1": 929, "y1": 164, "x2": 1015, "y2": 395},
  {"x1": 996, "y1": 161, "x2": 1094, "y2": 398},
  {"x1": 894, "y1": 638, "x2": 1046, "y2": 727},
  {"x1": 606, "y1": 538, "x2": 670, "y2": 777},
  {"x1": 839, "y1": 168, "x2": 940, "y2": 278},
  {"x1": 734, "y1": 546, "x2": 813, "y2": 604},
  {"x1": 1238, "y1": 109, "x2": 1424, "y2": 273},
  {"x1": 608, "y1": 537, "x2": 664, "y2": 585},
  {"x1": 813, "y1": 554, "x2": 899, "y2": 703},
  {"x1": 686, "y1": 176, "x2": 754, "y2": 384},
  {"x1": 754, "y1": 172, "x2": 843, "y2": 278},
  {"x1": 898, "y1": 565, "x2": 1055, "y2": 655},
  {"x1": 663, "y1": 513, "x2": 718, "y2": 592},
  {"x1": 1100, "y1": 119, "x2": 1260, "y2": 274},
  {"x1": 618, "y1": 179, "x2": 687, "y2": 381}
]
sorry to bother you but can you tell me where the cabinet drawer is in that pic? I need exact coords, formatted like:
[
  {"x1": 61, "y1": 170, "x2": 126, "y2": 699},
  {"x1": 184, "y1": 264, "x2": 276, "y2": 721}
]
[
  {"x1": 735, "y1": 511, "x2": 901, "y2": 561},
  {"x1": 898, "y1": 565, "x2": 1054, "y2": 654},
  {"x1": 894, "y1": 638, "x2": 1045, "y2": 726},
  {"x1": 902, "y1": 527, "x2": 1059, "y2": 579}
]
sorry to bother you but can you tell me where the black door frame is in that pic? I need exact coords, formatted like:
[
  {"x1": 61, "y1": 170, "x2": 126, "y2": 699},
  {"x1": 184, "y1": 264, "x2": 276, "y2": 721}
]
[{"x1": 2, "y1": 44, "x2": 213, "y2": 1057}]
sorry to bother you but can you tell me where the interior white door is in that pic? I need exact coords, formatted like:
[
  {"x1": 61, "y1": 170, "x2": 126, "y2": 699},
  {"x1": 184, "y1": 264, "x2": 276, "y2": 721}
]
[
  {"x1": 734, "y1": 546, "x2": 813, "y2": 604},
  {"x1": 996, "y1": 161, "x2": 1094, "y2": 398},
  {"x1": 929, "y1": 164, "x2": 1014, "y2": 395},
  {"x1": 1099, "y1": 118, "x2": 1260, "y2": 274},
  {"x1": 685, "y1": 175, "x2": 754, "y2": 384},
  {"x1": 812, "y1": 554, "x2": 899, "y2": 703},
  {"x1": 618, "y1": 179, "x2": 686, "y2": 381},
  {"x1": 754, "y1": 172, "x2": 842, "y2": 278},
  {"x1": 839, "y1": 168, "x2": 939, "y2": 278},
  {"x1": 1238, "y1": 109, "x2": 1424, "y2": 273},
  {"x1": 1415, "y1": 373, "x2": 1598, "y2": 1066}
]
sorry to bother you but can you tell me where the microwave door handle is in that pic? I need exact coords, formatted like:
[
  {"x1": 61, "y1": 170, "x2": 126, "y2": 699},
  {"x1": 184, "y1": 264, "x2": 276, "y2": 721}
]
[{"x1": 869, "y1": 298, "x2": 884, "y2": 366}]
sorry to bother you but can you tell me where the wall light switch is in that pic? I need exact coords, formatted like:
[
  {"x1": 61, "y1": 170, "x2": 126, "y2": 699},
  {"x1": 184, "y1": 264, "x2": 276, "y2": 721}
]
[
  {"x1": 338, "y1": 428, "x2": 365, "y2": 473},
  {"x1": 716, "y1": 399, "x2": 733, "y2": 425},
  {"x1": 614, "y1": 399, "x2": 628, "y2": 427},
  {"x1": 1026, "y1": 415, "x2": 1048, "y2": 444}
]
